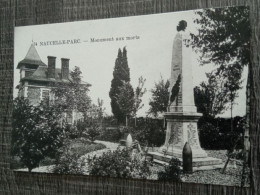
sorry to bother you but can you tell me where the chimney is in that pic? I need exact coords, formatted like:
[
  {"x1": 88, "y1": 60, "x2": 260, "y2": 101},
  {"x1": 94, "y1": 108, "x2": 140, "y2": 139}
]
[
  {"x1": 61, "y1": 58, "x2": 70, "y2": 80},
  {"x1": 48, "y1": 56, "x2": 56, "y2": 79}
]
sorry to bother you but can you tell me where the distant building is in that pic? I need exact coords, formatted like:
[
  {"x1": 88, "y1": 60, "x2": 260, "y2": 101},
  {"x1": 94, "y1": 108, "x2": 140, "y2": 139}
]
[{"x1": 16, "y1": 43, "x2": 87, "y2": 123}]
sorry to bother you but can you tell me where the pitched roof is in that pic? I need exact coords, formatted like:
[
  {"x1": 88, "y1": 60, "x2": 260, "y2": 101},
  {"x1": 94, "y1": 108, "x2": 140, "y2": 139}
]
[
  {"x1": 17, "y1": 44, "x2": 47, "y2": 69},
  {"x1": 21, "y1": 66, "x2": 89, "y2": 86},
  {"x1": 22, "y1": 66, "x2": 67, "y2": 82}
]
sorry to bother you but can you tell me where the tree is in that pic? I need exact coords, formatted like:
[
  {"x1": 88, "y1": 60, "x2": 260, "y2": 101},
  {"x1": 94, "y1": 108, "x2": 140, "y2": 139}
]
[
  {"x1": 12, "y1": 97, "x2": 64, "y2": 172},
  {"x1": 189, "y1": 6, "x2": 250, "y2": 174},
  {"x1": 86, "y1": 121, "x2": 101, "y2": 143},
  {"x1": 109, "y1": 47, "x2": 131, "y2": 124},
  {"x1": 51, "y1": 66, "x2": 92, "y2": 119},
  {"x1": 133, "y1": 76, "x2": 147, "y2": 126},
  {"x1": 222, "y1": 66, "x2": 243, "y2": 132},
  {"x1": 117, "y1": 81, "x2": 134, "y2": 126},
  {"x1": 189, "y1": 6, "x2": 250, "y2": 115},
  {"x1": 148, "y1": 77, "x2": 170, "y2": 117},
  {"x1": 194, "y1": 72, "x2": 230, "y2": 118},
  {"x1": 189, "y1": 6, "x2": 250, "y2": 77}
]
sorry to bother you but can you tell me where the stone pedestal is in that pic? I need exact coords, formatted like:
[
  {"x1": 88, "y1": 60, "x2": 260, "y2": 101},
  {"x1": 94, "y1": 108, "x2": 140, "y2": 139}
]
[{"x1": 158, "y1": 112, "x2": 207, "y2": 159}]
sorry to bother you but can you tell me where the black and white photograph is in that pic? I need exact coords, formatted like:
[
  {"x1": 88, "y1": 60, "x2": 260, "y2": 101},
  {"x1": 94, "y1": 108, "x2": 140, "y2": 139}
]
[{"x1": 12, "y1": 6, "x2": 250, "y2": 187}]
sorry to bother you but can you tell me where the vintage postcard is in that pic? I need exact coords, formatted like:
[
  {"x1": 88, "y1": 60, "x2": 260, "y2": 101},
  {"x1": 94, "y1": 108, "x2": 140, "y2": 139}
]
[{"x1": 12, "y1": 6, "x2": 250, "y2": 186}]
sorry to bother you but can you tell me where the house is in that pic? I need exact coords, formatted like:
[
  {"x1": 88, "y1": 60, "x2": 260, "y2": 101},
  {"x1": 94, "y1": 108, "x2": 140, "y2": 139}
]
[{"x1": 16, "y1": 43, "x2": 87, "y2": 123}]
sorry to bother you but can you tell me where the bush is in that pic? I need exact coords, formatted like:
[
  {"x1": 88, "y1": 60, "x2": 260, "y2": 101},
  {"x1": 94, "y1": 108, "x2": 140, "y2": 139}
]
[
  {"x1": 10, "y1": 156, "x2": 24, "y2": 169},
  {"x1": 64, "y1": 123, "x2": 80, "y2": 139},
  {"x1": 85, "y1": 122, "x2": 101, "y2": 142},
  {"x1": 53, "y1": 144, "x2": 85, "y2": 175},
  {"x1": 87, "y1": 147, "x2": 151, "y2": 179},
  {"x1": 53, "y1": 138, "x2": 106, "y2": 174},
  {"x1": 157, "y1": 158, "x2": 181, "y2": 181},
  {"x1": 40, "y1": 157, "x2": 56, "y2": 166},
  {"x1": 98, "y1": 127, "x2": 123, "y2": 142},
  {"x1": 131, "y1": 120, "x2": 165, "y2": 147},
  {"x1": 198, "y1": 116, "x2": 245, "y2": 150},
  {"x1": 199, "y1": 122, "x2": 221, "y2": 149}
]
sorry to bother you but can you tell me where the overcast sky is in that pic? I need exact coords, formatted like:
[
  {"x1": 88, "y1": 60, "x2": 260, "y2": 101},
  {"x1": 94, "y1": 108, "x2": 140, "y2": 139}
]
[{"x1": 14, "y1": 9, "x2": 248, "y2": 118}]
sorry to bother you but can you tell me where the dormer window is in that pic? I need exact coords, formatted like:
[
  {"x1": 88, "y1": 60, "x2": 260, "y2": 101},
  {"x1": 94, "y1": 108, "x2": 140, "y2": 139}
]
[{"x1": 25, "y1": 70, "x2": 34, "y2": 77}]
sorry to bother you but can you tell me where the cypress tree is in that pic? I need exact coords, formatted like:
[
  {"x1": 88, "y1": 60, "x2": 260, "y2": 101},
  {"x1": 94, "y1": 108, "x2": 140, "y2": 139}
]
[{"x1": 109, "y1": 47, "x2": 130, "y2": 124}]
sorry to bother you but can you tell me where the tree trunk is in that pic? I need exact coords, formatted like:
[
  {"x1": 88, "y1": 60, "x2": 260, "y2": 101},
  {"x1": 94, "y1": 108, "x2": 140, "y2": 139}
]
[
  {"x1": 244, "y1": 73, "x2": 250, "y2": 164},
  {"x1": 125, "y1": 115, "x2": 128, "y2": 127},
  {"x1": 230, "y1": 100, "x2": 233, "y2": 133},
  {"x1": 221, "y1": 136, "x2": 240, "y2": 174},
  {"x1": 249, "y1": 5, "x2": 260, "y2": 193}
]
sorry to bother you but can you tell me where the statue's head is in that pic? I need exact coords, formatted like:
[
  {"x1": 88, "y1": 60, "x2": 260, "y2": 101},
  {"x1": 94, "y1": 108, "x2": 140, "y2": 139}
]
[{"x1": 177, "y1": 20, "x2": 187, "y2": 32}]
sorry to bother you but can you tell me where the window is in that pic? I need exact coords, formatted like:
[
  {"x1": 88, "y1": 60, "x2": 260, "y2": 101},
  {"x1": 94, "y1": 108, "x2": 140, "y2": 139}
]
[{"x1": 42, "y1": 90, "x2": 50, "y2": 100}]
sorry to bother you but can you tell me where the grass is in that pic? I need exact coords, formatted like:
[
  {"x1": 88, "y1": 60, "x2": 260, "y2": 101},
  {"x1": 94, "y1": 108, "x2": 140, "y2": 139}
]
[{"x1": 69, "y1": 138, "x2": 106, "y2": 156}]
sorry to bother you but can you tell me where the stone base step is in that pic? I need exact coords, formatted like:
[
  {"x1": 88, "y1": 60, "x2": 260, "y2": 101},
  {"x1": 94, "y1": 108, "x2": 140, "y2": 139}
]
[
  {"x1": 149, "y1": 151, "x2": 223, "y2": 168},
  {"x1": 153, "y1": 159, "x2": 226, "y2": 171}
]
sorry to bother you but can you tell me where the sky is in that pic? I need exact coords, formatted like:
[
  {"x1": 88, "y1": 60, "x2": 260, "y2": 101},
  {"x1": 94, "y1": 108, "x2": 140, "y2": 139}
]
[{"x1": 14, "y1": 8, "x2": 248, "y2": 118}]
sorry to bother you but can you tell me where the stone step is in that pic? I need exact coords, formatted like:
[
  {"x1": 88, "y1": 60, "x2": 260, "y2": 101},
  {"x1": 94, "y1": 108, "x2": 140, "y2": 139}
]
[
  {"x1": 149, "y1": 151, "x2": 222, "y2": 167},
  {"x1": 153, "y1": 159, "x2": 226, "y2": 171}
]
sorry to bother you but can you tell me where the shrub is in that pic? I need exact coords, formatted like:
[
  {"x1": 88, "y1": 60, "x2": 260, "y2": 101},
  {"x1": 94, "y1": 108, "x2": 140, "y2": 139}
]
[
  {"x1": 40, "y1": 157, "x2": 56, "y2": 166},
  {"x1": 10, "y1": 156, "x2": 24, "y2": 169},
  {"x1": 53, "y1": 138, "x2": 106, "y2": 174},
  {"x1": 198, "y1": 116, "x2": 245, "y2": 150},
  {"x1": 86, "y1": 122, "x2": 101, "y2": 142},
  {"x1": 98, "y1": 127, "x2": 122, "y2": 142},
  {"x1": 199, "y1": 122, "x2": 221, "y2": 149},
  {"x1": 131, "y1": 120, "x2": 165, "y2": 147},
  {"x1": 87, "y1": 147, "x2": 151, "y2": 179},
  {"x1": 64, "y1": 123, "x2": 80, "y2": 139},
  {"x1": 53, "y1": 144, "x2": 85, "y2": 175},
  {"x1": 157, "y1": 158, "x2": 181, "y2": 181}
]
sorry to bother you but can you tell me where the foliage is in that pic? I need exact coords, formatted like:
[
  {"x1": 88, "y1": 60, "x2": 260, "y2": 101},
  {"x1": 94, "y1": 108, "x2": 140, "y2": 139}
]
[
  {"x1": 51, "y1": 66, "x2": 92, "y2": 118},
  {"x1": 98, "y1": 127, "x2": 122, "y2": 142},
  {"x1": 53, "y1": 142, "x2": 85, "y2": 175},
  {"x1": 75, "y1": 120, "x2": 88, "y2": 138},
  {"x1": 116, "y1": 81, "x2": 135, "y2": 126},
  {"x1": 87, "y1": 98, "x2": 106, "y2": 122},
  {"x1": 39, "y1": 157, "x2": 56, "y2": 166},
  {"x1": 87, "y1": 147, "x2": 151, "y2": 179},
  {"x1": 133, "y1": 76, "x2": 147, "y2": 124},
  {"x1": 12, "y1": 97, "x2": 64, "y2": 172},
  {"x1": 157, "y1": 158, "x2": 181, "y2": 181},
  {"x1": 148, "y1": 77, "x2": 170, "y2": 117},
  {"x1": 198, "y1": 121, "x2": 222, "y2": 149},
  {"x1": 198, "y1": 116, "x2": 245, "y2": 149},
  {"x1": 53, "y1": 138, "x2": 105, "y2": 175},
  {"x1": 194, "y1": 72, "x2": 230, "y2": 117},
  {"x1": 86, "y1": 121, "x2": 101, "y2": 142},
  {"x1": 64, "y1": 123, "x2": 80, "y2": 139},
  {"x1": 109, "y1": 47, "x2": 131, "y2": 124},
  {"x1": 189, "y1": 6, "x2": 250, "y2": 78},
  {"x1": 169, "y1": 74, "x2": 181, "y2": 105},
  {"x1": 131, "y1": 119, "x2": 165, "y2": 147},
  {"x1": 189, "y1": 6, "x2": 250, "y2": 118}
]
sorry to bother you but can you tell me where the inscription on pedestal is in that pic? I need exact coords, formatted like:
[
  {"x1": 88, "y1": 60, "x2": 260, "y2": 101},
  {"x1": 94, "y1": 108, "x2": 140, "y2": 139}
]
[
  {"x1": 187, "y1": 123, "x2": 200, "y2": 149},
  {"x1": 168, "y1": 122, "x2": 182, "y2": 148}
]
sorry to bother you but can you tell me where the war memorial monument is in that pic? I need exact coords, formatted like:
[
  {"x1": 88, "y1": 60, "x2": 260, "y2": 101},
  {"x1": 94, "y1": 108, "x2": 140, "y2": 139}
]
[{"x1": 149, "y1": 21, "x2": 223, "y2": 171}]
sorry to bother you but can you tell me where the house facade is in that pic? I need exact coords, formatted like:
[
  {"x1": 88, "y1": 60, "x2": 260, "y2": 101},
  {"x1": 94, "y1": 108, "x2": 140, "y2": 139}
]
[{"x1": 16, "y1": 43, "x2": 85, "y2": 123}]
